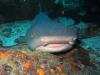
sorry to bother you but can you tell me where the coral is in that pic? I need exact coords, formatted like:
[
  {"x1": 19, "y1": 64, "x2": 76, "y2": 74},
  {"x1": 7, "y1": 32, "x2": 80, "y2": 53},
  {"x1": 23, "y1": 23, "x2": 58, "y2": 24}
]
[
  {"x1": 15, "y1": 36, "x2": 27, "y2": 44},
  {"x1": 0, "y1": 50, "x2": 70, "y2": 75},
  {"x1": 80, "y1": 36, "x2": 100, "y2": 70},
  {"x1": 1, "y1": 27, "x2": 12, "y2": 37},
  {"x1": 0, "y1": 20, "x2": 32, "y2": 47},
  {"x1": 0, "y1": 45, "x2": 99, "y2": 75}
]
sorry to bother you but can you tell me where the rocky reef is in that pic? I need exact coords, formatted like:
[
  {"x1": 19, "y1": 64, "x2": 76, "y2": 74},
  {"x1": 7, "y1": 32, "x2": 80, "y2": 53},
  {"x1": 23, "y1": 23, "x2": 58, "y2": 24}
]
[{"x1": 0, "y1": 46, "x2": 100, "y2": 75}]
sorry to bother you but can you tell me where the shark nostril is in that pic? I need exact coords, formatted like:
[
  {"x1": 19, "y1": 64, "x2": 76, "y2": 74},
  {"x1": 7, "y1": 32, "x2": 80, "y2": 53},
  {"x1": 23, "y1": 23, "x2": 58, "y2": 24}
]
[{"x1": 43, "y1": 43, "x2": 48, "y2": 47}]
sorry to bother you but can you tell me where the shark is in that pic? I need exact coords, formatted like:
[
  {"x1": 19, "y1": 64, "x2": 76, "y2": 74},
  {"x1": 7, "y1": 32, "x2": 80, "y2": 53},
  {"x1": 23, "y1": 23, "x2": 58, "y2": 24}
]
[{"x1": 26, "y1": 12, "x2": 77, "y2": 53}]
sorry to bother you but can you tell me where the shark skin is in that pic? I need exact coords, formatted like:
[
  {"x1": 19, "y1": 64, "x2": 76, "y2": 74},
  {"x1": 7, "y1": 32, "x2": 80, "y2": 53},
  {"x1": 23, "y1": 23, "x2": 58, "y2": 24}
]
[{"x1": 26, "y1": 12, "x2": 77, "y2": 53}]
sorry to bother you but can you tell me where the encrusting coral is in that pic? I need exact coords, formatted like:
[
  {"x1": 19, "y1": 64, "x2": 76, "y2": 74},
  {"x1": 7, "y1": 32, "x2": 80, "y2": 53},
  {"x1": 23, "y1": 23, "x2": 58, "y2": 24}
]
[{"x1": 0, "y1": 45, "x2": 98, "y2": 75}]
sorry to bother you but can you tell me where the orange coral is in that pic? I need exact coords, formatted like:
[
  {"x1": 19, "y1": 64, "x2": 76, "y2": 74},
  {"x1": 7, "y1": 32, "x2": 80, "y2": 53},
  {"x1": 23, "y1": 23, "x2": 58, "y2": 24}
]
[
  {"x1": 24, "y1": 61, "x2": 32, "y2": 70},
  {"x1": 0, "y1": 50, "x2": 10, "y2": 59},
  {"x1": 56, "y1": 66, "x2": 63, "y2": 73},
  {"x1": 61, "y1": 73, "x2": 69, "y2": 75},
  {"x1": 37, "y1": 68, "x2": 46, "y2": 75},
  {"x1": 0, "y1": 49, "x2": 88, "y2": 75}
]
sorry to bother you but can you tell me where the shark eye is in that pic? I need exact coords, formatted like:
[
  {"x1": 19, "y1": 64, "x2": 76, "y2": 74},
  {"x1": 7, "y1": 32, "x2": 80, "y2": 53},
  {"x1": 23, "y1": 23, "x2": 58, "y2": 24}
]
[
  {"x1": 68, "y1": 41, "x2": 74, "y2": 45},
  {"x1": 72, "y1": 37, "x2": 76, "y2": 41}
]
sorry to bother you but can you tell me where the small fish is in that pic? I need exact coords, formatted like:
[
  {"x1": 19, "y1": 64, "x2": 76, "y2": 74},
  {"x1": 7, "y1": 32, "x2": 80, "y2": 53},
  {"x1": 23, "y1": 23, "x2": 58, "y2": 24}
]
[{"x1": 26, "y1": 12, "x2": 77, "y2": 53}]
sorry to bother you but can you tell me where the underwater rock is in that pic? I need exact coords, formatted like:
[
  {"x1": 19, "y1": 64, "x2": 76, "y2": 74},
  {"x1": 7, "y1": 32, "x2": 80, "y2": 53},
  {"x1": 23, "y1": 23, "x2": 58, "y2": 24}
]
[
  {"x1": 80, "y1": 36, "x2": 100, "y2": 70},
  {"x1": 0, "y1": 20, "x2": 32, "y2": 47},
  {"x1": 0, "y1": 25, "x2": 11, "y2": 37},
  {"x1": 0, "y1": 46, "x2": 99, "y2": 75},
  {"x1": 0, "y1": 50, "x2": 36, "y2": 75},
  {"x1": 75, "y1": 21, "x2": 90, "y2": 39},
  {"x1": 84, "y1": 24, "x2": 100, "y2": 37},
  {"x1": 1, "y1": 28, "x2": 12, "y2": 37},
  {"x1": 0, "y1": 40, "x2": 3, "y2": 48},
  {"x1": 81, "y1": 36, "x2": 100, "y2": 54},
  {"x1": 72, "y1": 66, "x2": 100, "y2": 75},
  {"x1": 0, "y1": 50, "x2": 76, "y2": 75}
]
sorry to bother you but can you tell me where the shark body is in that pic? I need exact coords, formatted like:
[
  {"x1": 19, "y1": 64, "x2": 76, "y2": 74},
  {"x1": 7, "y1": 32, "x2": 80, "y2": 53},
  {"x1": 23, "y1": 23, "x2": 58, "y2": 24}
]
[{"x1": 26, "y1": 12, "x2": 77, "y2": 53}]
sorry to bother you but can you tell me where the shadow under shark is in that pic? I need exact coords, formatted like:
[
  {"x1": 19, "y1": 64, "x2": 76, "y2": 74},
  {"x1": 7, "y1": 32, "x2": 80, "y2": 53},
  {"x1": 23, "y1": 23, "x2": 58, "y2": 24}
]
[{"x1": 26, "y1": 12, "x2": 77, "y2": 53}]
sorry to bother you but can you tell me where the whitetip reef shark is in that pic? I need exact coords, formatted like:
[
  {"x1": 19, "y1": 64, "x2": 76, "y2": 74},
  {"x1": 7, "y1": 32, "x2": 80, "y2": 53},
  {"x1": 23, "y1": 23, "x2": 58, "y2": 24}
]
[{"x1": 26, "y1": 12, "x2": 77, "y2": 53}]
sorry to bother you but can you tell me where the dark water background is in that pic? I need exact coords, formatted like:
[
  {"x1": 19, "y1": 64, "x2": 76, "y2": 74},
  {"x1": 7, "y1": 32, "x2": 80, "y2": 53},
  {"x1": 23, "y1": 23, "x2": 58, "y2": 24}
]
[{"x1": 0, "y1": 0, "x2": 100, "y2": 24}]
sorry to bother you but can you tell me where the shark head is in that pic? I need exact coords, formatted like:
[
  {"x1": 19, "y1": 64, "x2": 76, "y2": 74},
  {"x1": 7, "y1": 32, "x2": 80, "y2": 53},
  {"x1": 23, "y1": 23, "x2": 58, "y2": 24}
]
[{"x1": 26, "y1": 12, "x2": 77, "y2": 53}]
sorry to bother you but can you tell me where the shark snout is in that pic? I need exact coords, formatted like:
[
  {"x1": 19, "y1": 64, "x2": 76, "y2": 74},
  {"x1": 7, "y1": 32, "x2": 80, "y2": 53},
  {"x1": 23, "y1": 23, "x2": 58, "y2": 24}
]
[
  {"x1": 40, "y1": 36, "x2": 76, "y2": 45},
  {"x1": 34, "y1": 36, "x2": 76, "y2": 52}
]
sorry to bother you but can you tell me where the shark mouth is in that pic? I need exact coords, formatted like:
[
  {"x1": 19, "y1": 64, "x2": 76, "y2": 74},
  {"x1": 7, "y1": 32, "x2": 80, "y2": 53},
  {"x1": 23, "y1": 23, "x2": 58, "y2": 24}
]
[
  {"x1": 36, "y1": 43, "x2": 73, "y2": 52},
  {"x1": 35, "y1": 37, "x2": 75, "y2": 52},
  {"x1": 45, "y1": 44, "x2": 66, "y2": 48}
]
